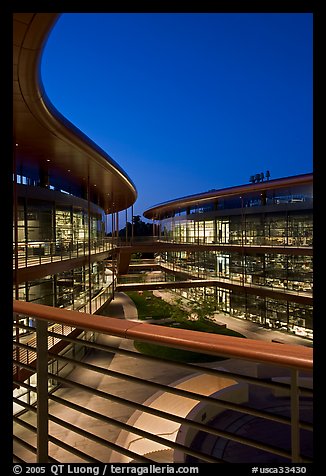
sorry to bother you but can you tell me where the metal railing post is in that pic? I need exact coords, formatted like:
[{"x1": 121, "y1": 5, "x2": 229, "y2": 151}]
[
  {"x1": 290, "y1": 368, "x2": 301, "y2": 462},
  {"x1": 36, "y1": 319, "x2": 49, "y2": 463}
]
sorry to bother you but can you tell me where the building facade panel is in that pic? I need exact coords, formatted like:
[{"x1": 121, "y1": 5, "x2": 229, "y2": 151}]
[{"x1": 145, "y1": 174, "x2": 313, "y2": 340}]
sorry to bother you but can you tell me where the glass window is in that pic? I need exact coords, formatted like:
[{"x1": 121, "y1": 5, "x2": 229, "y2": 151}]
[
  {"x1": 205, "y1": 220, "x2": 214, "y2": 243},
  {"x1": 229, "y1": 216, "x2": 243, "y2": 245},
  {"x1": 216, "y1": 219, "x2": 229, "y2": 244}
]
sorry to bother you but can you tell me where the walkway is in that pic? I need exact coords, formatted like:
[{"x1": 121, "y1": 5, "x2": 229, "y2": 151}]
[{"x1": 151, "y1": 290, "x2": 312, "y2": 347}]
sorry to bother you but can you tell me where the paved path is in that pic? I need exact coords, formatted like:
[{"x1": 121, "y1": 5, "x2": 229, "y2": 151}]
[{"x1": 152, "y1": 290, "x2": 312, "y2": 347}]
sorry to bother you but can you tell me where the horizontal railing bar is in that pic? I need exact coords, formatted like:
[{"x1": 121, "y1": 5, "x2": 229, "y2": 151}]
[
  {"x1": 297, "y1": 419, "x2": 313, "y2": 432},
  {"x1": 49, "y1": 352, "x2": 295, "y2": 427},
  {"x1": 13, "y1": 335, "x2": 306, "y2": 400},
  {"x1": 13, "y1": 397, "x2": 37, "y2": 414},
  {"x1": 12, "y1": 379, "x2": 64, "y2": 406},
  {"x1": 13, "y1": 454, "x2": 26, "y2": 463},
  {"x1": 13, "y1": 358, "x2": 70, "y2": 378},
  {"x1": 14, "y1": 321, "x2": 74, "y2": 336},
  {"x1": 14, "y1": 415, "x2": 37, "y2": 434},
  {"x1": 13, "y1": 380, "x2": 37, "y2": 393},
  {"x1": 13, "y1": 375, "x2": 313, "y2": 437},
  {"x1": 48, "y1": 413, "x2": 162, "y2": 464},
  {"x1": 13, "y1": 358, "x2": 64, "y2": 374},
  {"x1": 14, "y1": 342, "x2": 37, "y2": 353},
  {"x1": 12, "y1": 357, "x2": 313, "y2": 433},
  {"x1": 14, "y1": 405, "x2": 99, "y2": 463},
  {"x1": 13, "y1": 333, "x2": 313, "y2": 404},
  {"x1": 13, "y1": 300, "x2": 313, "y2": 370},
  {"x1": 46, "y1": 330, "x2": 313, "y2": 396},
  {"x1": 14, "y1": 325, "x2": 75, "y2": 339},
  {"x1": 14, "y1": 340, "x2": 75, "y2": 358},
  {"x1": 49, "y1": 393, "x2": 223, "y2": 463},
  {"x1": 48, "y1": 373, "x2": 293, "y2": 459},
  {"x1": 14, "y1": 322, "x2": 36, "y2": 330},
  {"x1": 47, "y1": 438, "x2": 102, "y2": 464},
  {"x1": 14, "y1": 429, "x2": 59, "y2": 463},
  {"x1": 13, "y1": 415, "x2": 59, "y2": 464},
  {"x1": 14, "y1": 368, "x2": 313, "y2": 431},
  {"x1": 13, "y1": 359, "x2": 39, "y2": 373},
  {"x1": 13, "y1": 436, "x2": 59, "y2": 464},
  {"x1": 13, "y1": 435, "x2": 37, "y2": 456}
]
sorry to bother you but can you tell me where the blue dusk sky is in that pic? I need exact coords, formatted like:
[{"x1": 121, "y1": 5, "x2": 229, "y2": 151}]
[{"x1": 40, "y1": 12, "x2": 313, "y2": 219}]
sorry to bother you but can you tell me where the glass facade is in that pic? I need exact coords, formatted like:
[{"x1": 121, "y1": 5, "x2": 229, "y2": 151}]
[
  {"x1": 12, "y1": 185, "x2": 116, "y2": 411},
  {"x1": 13, "y1": 185, "x2": 116, "y2": 337},
  {"x1": 162, "y1": 210, "x2": 312, "y2": 248},
  {"x1": 14, "y1": 193, "x2": 109, "y2": 267},
  {"x1": 155, "y1": 179, "x2": 313, "y2": 339}
]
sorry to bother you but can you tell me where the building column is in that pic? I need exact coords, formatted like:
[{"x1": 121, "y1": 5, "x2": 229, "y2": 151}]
[
  {"x1": 87, "y1": 172, "x2": 92, "y2": 315},
  {"x1": 131, "y1": 205, "x2": 134, "y2": 243},
  {"x1": 125, "y1": 208, "x2": 128, "y2": 242}
]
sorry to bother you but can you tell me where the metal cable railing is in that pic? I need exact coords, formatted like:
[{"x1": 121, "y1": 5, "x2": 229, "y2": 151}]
[{"x1": 13, "y1": 300, "x2": 313, "y2": 464}]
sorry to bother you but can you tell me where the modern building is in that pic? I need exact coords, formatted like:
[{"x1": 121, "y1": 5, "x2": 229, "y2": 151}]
[
  {"x1": 13, "y1": 12, "x2": 138, "y2": 404},
  {"x1": 13, "y1": 13, "x2": 137, "y2": 318},
  {"x1": 144, "y1": 172, "x2": 313, "y2": 340},
  {"x1": 12, "y1": 13, "x2": 313, "y2": 465}
]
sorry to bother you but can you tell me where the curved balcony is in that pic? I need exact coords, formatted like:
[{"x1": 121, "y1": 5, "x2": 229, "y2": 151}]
[
  {"x1": 13, "y1": 300, "x2": 312, "y2": 464},
  {"x1": 14, "y1": 301, "x2": 313, "y2": 463}
]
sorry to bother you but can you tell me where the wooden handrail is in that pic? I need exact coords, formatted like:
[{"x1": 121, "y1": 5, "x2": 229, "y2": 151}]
[{"x1": 13, "y1": 300, "x2": 313, "y2": 371}]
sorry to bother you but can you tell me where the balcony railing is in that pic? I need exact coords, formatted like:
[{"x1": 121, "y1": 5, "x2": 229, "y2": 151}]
[
  {"x1": 13, "y1": 300, "x2": 313, "y2": 464},
  {"x1": 13, "y1": 238, "x2": 116, "y2": 269},
  {"x1": 157, "y1": 260, "x2": 313, "y2": 299},
  {"x1": 113, "y1": 235, "x2": 313, "y2": 249}
]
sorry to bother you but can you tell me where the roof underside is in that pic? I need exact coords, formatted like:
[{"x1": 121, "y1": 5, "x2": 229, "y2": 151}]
[{"x1": 13, "y1": 13, "x2": 137, "y2": 214}]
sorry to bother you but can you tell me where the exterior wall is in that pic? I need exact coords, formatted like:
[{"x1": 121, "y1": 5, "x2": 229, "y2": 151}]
[
  {"x1": 12, "y1": 182, "x2": 116, "y2": 410},
  {"x1": 14, "y1": 185, "x2": 106, "y2": 265},
  {"x1": 153, "y1": 178, "x2": 313, "y2": 340},
  {"x1": 13, "y1": 184, "x2": 116, "y2": 337}
]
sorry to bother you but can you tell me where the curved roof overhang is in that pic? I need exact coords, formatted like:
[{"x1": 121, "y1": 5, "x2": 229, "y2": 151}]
[
  {"x1": 13, "y1": 13, "x2": 137, "y2": 214},
  {"x1": 143, "y1": 173, "x2": 313, "y2": 220}
]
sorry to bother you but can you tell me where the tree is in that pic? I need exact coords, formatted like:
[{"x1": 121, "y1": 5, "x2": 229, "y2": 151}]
[
  {"x1": 118, "y1": 215, "x2": 152, "y2": 237},
  {"x1": 169, "y1": 296, "x2": 189, "y2": 322},
  {"x1": 187, "y1": 294, "x2": 219, "y2": 322},
  {"x1": 106, "y1": 216, "x2": 152, "y2": 237},
  {"x1": 169, "y1": 294, "x2": 220, "y2": 323}
]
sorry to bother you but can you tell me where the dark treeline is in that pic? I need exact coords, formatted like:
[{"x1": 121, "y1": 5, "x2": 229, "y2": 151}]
[{"x1": 106, "y1": 215, "x2": 152, "y2": 237}]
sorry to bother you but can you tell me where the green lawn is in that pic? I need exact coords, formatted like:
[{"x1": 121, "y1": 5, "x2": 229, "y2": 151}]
[{"x1": 126, "y1": 290, "x2": 245, "y2": 363}]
